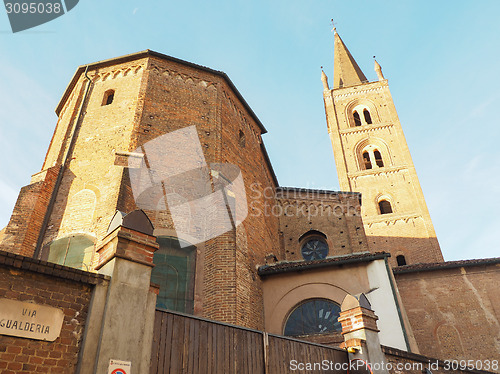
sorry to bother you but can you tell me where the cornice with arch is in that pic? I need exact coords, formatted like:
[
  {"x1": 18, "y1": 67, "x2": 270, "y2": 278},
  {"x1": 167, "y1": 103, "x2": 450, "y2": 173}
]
[
  {"x1": 348, "y1": 165, "x2": 409, "y2": 179},
  {"x1": 92, "y1": 64, "x2": 144, "y2": 82},
  {"x1": 332, "y1": 84, "x2": 387, "y2": 99},
  {"x1": 150, "y1": 63, "x2": 218, "y2": 89},
  {"x1": 364, "y1": 213, "x2": 423, "y2": 227},
  {"x1": 340, "y1": 122, "x2": 394, "y2": 136},
  {"x1": 222, "y1": 89, "x2": 260, "y2": 144}
]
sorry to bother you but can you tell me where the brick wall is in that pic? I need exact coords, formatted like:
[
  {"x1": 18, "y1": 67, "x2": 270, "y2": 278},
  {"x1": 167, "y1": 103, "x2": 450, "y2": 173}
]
[
  {"x1": 121, "y1": 55, "x2": 281, "y2": 329},
  {"x1": 41, "y1": 59, "x2": 148, "y2": 249},
  {"x1": 219, "y1": 77, "x2": 279, "y2": 330},
  {"x1": 394, "y1": 260, "x2": 500, "y2": 372},
  {"x1": 0, "y1": 166, "x2": 60, "y2": 257},
  {"x1": 275, "y1": 188, "x2": 368, "y2": 261},
  {"x1": 0, "y1": 251, "x2": 108, "y2": 373},
  {"x1": 1, "y1": 52, "x2": 281, "y2": 331}
]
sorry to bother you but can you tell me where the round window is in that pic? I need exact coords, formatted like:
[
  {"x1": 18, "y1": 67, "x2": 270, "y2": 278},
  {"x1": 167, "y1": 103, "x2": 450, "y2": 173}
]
[
  {"x1": 301, "y1": 238, "x2": 329, "y2": 260},
  {"x1": 284, "y1": 299, "x2": 342, "y2": 337}
]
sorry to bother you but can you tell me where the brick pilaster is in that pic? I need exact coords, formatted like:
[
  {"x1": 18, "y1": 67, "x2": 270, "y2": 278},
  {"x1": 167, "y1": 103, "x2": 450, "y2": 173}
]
[
  {"x1": 95, "y1": 226, "x2": 159, "y2": 270},
  {"x1": 338, "y1": 305, "x2": 379, "y2": 336},
  {"x1": 339, "y1": 293, "x2": 388, "y2": 374}
]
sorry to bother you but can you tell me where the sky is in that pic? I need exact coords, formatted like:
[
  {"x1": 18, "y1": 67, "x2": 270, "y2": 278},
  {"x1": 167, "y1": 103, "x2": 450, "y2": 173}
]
[{"x1": 0, "y1": 0, "x2": 499, "y2": 261}]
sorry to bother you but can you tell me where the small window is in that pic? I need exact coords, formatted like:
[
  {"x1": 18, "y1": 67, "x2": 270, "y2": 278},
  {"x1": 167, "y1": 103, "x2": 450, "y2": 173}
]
[
  {"x1": 374, "y1": 150, "x2": 384, "y2": 167},
  {"x1": 284, "y1": 299, "x2": 342, "y2": 337},
  {"x1": 379, "y1": 200, "x2": 393, "y2": 214},
  {"x1": 363, "y1": 151, "x2": 372, "y2": 169},
  {"x1": 353, "y1": 111, "x2": 362, "y2": 126},
  {"x1": 238, "y1": 130, "x2": 246, "y2": 148},
  {"x1": 102, "y1": 89, "x2": 115, "y2": 106},
  {"x1": 363, "y1": 109, "x2": 372, "y2": 124},
  {"x1": 396, "y1": 255, "x2": 407, "y2": 266}
]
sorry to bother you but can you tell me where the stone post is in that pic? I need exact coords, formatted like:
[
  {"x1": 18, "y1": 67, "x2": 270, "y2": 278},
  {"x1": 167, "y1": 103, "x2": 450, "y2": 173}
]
[
  {"x1": 77, "y1": 211, "x2": 159, "y2": 374},
  {"x1": 338, "y1": 293, "x2": 389, "y2": 374}
]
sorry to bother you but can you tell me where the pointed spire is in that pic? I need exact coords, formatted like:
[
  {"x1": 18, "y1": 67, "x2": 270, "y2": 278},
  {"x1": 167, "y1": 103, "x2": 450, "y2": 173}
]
[
  {"x1": 333, "y1": 31, "x2": 367, "y2": 89},
  {"x1": 321, "y1": 69, "x2": 330, "y2": 91},
  {"x1": 374, "y1": 58, "x2": 385, "y2": 81}
]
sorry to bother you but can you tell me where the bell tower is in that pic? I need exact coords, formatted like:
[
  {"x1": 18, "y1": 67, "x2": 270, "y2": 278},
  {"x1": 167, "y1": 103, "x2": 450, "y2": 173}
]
[{"x1": 322, "y1": 30, "x2": 443, "y2": 266}]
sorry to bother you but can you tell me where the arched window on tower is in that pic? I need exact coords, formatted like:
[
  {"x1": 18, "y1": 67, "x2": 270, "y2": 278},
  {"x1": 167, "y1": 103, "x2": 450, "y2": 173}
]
[
  {"x1": 102, "y1": 89, "x2": 115, "y2": 106},
  {"x1": 374, "y1": 150, "x2": 384, "y2": 167},
  {"x1": 379, "y1": 200, "x2": 393, "y2": 214},
  {"x1": 363, "y1": 109, "x2": 372, "y2": 124},
  {"x1": 396, "y1": 255, "x2": 407, "y2": 266},
  {"x1": 353, "y1": 111, "x2": 362, "y2": 126},
  {"x1": 363, "y1": 151, "x2": 372, "y2": 169}
]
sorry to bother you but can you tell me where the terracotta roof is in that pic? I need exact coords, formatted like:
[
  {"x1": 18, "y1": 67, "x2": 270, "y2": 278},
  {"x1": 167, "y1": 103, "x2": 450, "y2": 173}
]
[
  {"x1": 393, "y1": 257, "x2": 500, "y2": 275},
  {"x1": 258, "y1": 252, "x2": 389, "y2": 276}
]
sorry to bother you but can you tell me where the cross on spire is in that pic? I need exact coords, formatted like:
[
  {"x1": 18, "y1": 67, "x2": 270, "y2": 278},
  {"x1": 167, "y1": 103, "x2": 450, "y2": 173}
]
[{"x1": 331, "y1": 19, "x2": 337, "y2": 33}]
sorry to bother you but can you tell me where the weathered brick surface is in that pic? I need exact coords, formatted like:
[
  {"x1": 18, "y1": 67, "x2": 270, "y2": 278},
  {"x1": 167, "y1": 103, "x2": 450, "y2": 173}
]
[
  {"x1": 122, "y1": 55, "x2": 281, "y2": 328},
  {"x1": 394, "y1": 262, "x2": 500, "y2": 372},
  {"x1": 41, "y1": 59, "x2": 148, "y2": 250},
  {"x1": 0, "y1": 166, "x2": 60, "y2": 257},
  {"x1": 339, "y1": 306, "x2": 379, "y2": 334},
  {"x1": 275, "y1": 188, "x2": 368, "y2": 261},
  {"x1": 96, "y1": 226, "x2": 159, "y2": 269},
  {"x1": 0, "y1": 251, "x2": 106, "y2": 373}
]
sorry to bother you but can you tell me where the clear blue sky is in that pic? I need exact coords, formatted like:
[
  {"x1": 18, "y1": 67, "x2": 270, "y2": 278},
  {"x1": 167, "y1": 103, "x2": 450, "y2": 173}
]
[{"x1": 1, "y1": 0, "x2": 499, "y2": 261}]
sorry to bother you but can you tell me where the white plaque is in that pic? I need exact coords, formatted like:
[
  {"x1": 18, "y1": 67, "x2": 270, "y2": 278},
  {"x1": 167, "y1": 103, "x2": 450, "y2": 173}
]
[
  {"x1": 0, "y1": 298, "x2": 64, "y2": 341},
  {"x1": 108, "y1": 359, "x2": 132, "y2": 374}
]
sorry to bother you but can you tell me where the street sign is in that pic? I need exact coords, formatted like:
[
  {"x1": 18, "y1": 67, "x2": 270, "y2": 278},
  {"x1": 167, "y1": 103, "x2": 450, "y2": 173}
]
[{"x1": 108, "y1": 359, "x2": 131, "y2": 374}]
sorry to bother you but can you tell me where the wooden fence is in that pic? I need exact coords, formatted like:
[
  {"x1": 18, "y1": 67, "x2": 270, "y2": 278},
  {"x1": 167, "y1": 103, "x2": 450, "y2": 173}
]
[{"x1": 150, "y1": 309, "x2": 348, "y2": 374}]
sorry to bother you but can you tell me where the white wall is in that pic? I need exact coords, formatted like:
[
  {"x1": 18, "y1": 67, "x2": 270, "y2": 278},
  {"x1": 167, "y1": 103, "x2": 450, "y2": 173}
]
[{"x1": 366, "y1": 259, "x2": 407, "y2": 350}]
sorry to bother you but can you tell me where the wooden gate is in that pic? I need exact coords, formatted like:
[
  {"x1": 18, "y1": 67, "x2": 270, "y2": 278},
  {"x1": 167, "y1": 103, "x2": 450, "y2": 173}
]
[{"x1": 150, "y1": 309, "x2": 348, "y2": 373}]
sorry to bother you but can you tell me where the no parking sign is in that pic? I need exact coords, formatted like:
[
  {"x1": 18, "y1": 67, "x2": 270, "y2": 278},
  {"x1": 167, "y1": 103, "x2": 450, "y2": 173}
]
[{"x1": 108, "y1": 359, "x2": 131, "y2": 374}]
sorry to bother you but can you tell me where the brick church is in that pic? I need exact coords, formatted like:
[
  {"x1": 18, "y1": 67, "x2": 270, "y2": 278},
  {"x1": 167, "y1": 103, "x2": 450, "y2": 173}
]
[{"x1": 0, "y1": 29, "x2": 499, "y2": 373}]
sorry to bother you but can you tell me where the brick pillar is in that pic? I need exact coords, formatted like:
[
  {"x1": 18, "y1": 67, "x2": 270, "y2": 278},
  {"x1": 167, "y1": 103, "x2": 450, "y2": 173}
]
[
  {"x1": 77, "y1": 221, "x2": 159, "y2": 374},
  {"x1": 0, "y1": 166, "x2": 60, "y2": 257},
  {"x1": 338, "y1": 293, "x2": 389, "y2": 374}
]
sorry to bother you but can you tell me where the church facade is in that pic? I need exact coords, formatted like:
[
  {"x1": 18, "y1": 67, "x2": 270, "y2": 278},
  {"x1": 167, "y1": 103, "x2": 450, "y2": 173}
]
[{"x1": 0, "y1": 31, "x2": 499, "y2": 373}]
